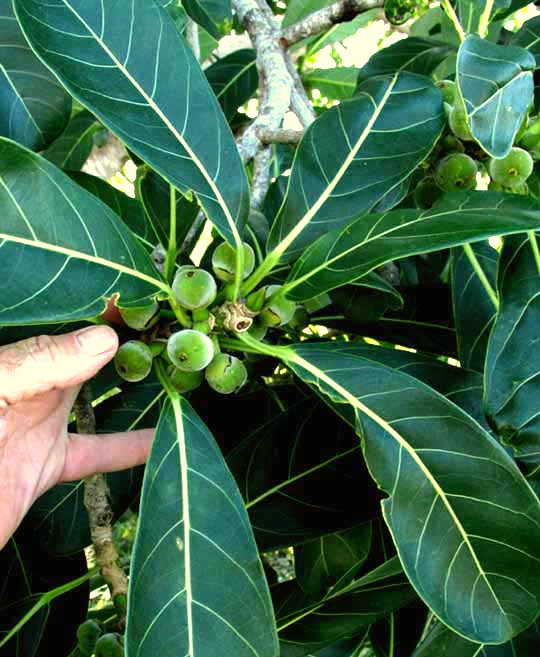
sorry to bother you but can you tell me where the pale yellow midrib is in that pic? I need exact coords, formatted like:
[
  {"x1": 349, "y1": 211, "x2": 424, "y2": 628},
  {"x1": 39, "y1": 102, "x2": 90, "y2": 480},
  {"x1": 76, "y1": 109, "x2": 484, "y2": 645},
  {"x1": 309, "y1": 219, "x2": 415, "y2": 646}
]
[
  {"x1": 58, "y1": 0, "x2": 243, "y2": 248},
  {"x1": 285, "y1": 349, "x2": 507, "y2": 622},
  {"x1": 0, "y1": 232, "x2": 169, "y2": 291}
]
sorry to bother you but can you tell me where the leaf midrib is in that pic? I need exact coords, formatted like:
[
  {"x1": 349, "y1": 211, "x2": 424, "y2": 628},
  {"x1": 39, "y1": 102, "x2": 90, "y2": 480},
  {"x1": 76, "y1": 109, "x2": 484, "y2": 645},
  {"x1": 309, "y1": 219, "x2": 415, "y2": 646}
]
[
  {"x1": 47, "y1": 0, "x2": 243, "y2": 249},
  {"x1": 284, "y1": 348, "x2": 509, "y2": 627},
  {"x1": 0, "y1": 232, "x2": 168, "y2": 291}
]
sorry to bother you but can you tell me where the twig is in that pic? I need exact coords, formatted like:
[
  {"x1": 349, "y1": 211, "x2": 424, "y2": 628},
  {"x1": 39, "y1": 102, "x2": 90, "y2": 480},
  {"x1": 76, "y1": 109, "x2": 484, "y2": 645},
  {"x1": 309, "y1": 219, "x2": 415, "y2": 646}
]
[
  {"x1": 74, "y1": 384, "x2": 129, "y2": 625},
  {"x1": 256, "y1": 126, "x2": 304, "y2": 144},
  {"x1": 251, "y1": 146, "x2": 272, "y2": 208},
  {"x1": 281, "y1": 0, "x2": 384, "y2": 46},
  {"x1": 233, "y1": 0, "x2": 294, "y2": 164}
]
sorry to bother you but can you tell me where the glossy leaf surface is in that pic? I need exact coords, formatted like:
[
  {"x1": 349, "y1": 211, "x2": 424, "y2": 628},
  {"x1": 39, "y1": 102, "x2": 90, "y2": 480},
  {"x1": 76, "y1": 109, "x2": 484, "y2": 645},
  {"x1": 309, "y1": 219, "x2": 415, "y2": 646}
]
[
  {"x1": 412, "y1": 619, "x2": 540, "y2": 656},
  {"x1": 451, "y1": 241, "x2": 498, "y2": 372},
  {"x1": 227, "y1": 399, "x2": 381, "y2": 550},
  {"x1": 182, "y1": 0, "x2": 232, "y2": 39},
  {"x1": 0, "y1": 0, "x2": 71, "y2": 150},
  {"x1": 302, "y1": 68, "x2": 358, "y2": 101},
  {"x1": 267, "y1": 73, "x2": 444, "y2": 261},
  {"x1": 357, "y1": 37, "x2": 454, "y2": 83},
  {"x1": 484, "y1": 233, "x2": 540, "y2": 450},
  {"x1": 295, "y1": 523, "x2": 372, "y2": 596},
  {"x1": 0, "y1": 139, "x2": 165, "y2": 324},
  {"x1": 14, "y1": 0, "x2": 249, "y2": 246},
  {"x1": 457, "y1": 35, "x2": 535, "y2": 158},
  {"x1": 279, "y1": 341, "x2": 540, "y2": 643},
  {"x1": 205, "y1": 49, "x2": 258, "y2": 121},
  {"x1": 42, "y1": 110, "x2": 100, "y2": 171},
  {"x1": 285, "y1": 191, "x2": 540, "y2": 301},
  {"x1": 277, "y1": 557, "x2": 415, "y2": 657},
  {"x1": 127, "y1": 397, "x2": 278, "y2": 657}
]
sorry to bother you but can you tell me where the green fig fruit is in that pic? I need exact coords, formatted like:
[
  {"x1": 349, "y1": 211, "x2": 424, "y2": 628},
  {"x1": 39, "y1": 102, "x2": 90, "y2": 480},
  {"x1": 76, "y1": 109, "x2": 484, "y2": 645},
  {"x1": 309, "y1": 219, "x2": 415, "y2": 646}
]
[
  {"x1": 170, "y1": 367, "x2": 204, "y2": 393},
  {"x1": 94, "y1": 633, "x2": 124, "y2": 657},
  {"x1": 434, "y1": 153, "x2": 477, "y2": 192},
  {"x1": 440, "y1": 134, "x2": 465, "y2": 154},
  {"x1": 436, "y1": 79, "x2": 456, "y2": 105},
  {"x1": 413, "y1": 177, "x2": 443, "y2": 209},
  {"x1": 448, "y1": 106, "x2": 474, "y2": 141},
  {"x1": 205, "y1": 353, "x2": 248, "y2": 394},
  {"x1": 114, "y1": 340, "x2": 153, "y2": 382},
  {"x1": 172, "y1": 266, "x2": 217, "y2": 310},
  {"x1": 167, "y1": 329, "x2": 214, "y2": 371},
  {"x1": 259, "y1": 285, "x2": 297, "y2": 327},
  {"x1": 211, "y1": 241, "x2": 255, "y2": 282},
  {"x1": 76, "y1": 619, "x2": 102, "y2": 656},
  {"x1": 488, "y1": 147, "x2": 533, "y2": 188},
  {"x1": 119, "y1": 300, "x2": 159, "y2": 330}
]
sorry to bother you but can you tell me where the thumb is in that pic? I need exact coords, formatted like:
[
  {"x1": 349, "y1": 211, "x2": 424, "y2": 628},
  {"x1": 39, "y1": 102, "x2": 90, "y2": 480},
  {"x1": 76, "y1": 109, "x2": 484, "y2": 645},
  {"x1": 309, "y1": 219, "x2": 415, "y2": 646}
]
[{"x1": 0, "y1": 326, "x2": 118, "y2": 405}]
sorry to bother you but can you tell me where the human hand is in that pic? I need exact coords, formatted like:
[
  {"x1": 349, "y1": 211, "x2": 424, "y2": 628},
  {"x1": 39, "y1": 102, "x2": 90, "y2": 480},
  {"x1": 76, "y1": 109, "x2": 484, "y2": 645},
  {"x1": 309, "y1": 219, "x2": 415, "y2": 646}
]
[{"x1": 0, "y1": 326, "x2": 153, "y2": 550}]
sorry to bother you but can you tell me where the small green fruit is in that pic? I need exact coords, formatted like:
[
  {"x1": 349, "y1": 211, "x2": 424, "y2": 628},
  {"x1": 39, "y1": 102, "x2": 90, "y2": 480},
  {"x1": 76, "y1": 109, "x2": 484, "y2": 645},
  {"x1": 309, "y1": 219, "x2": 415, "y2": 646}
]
[
  {"x1": 488, "y1": 147, "x2": 533, "y2": 188},
  {"x1": 259, "y1": 285, "x2": 297, "y2": 327},
  {"x1": 167, "y1": 329, "x2": 214, "y2": 371},
  {"x1": 434, "y1": 153, "x2": 477, "y2": 192},
  {"x1": 205, "y1": 353, "x2": 248, "y2": 394},
  {"x1": 440, "y1": 134, "x2": 465, "y2": 154},
  {"x1": 436, "y1": 79, "x2": 456, "y2": 105},
  {"x1": 119, "y1": 300, "x2": 159, "y2": 330},
  {"x1": 170, "y1": 367, "x2": 204, "y2": 393},
  {"x1": 448, "y1": 106, "x2": 474, "y2": 141},
  {"x1": 94, "y1": 633, "x2": 124, "y2": 657},
  {"x1": 212, "y1": 242, "x2": 255, "y2": 282},
  {"x1": 172, "y1": 266, "x2": 217, "y2": 310},
  {"x1": 114, "y1": 340, "x2": 153, "y2": 382},
  {"x1": 76, "y1": 619, "x2": 101, "y2": 656},
  {"x1": 413, "y1": 177, "x2": 443, "y2": 209}
]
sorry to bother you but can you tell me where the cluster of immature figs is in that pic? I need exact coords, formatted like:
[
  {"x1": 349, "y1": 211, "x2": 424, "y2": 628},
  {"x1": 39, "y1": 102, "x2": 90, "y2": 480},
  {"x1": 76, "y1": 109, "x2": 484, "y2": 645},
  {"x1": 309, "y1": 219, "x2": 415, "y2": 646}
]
[
  {"x1": 413, "y1": 78, "x2": 538, "y2": 209},
  {"x1": 114, "y1": 241, "x2": 296, "y2": 395}
]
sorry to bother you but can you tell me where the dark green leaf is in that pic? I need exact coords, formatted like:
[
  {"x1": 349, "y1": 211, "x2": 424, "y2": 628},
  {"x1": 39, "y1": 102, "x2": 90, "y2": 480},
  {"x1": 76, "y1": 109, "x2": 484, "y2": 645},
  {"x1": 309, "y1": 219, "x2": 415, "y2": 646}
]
[
  {"x1": 282, "y1": 0, "x2": 333, "y2": 28},
  {"x1": 0, "y1": 0, "x2": 71, "y2": 150},
  {"x1": 42, "y1": 110, "x2": 100, "y2": 171},
  {"x1": 357, "y1": 37, "x2": 454, "y2": 83},
  {"x1": 484, "y1": 233, "x2": 540, "y2": 452},
  {"x1": 0, "y1": 540, "x2": 88, "y2": 657},
  {"x1": 277, "y1": 341, "x2": 540, "y2": 643},
  {"x1": 510, "y1": 15, "x2": 540, "y2": 69},
  {"x1": 14, "y1": 0, "x2": 249, "y2": 246},
  {"x1": 369, "y1": 600, "x2": 428, "y2": 657},
  {"x1": 226, "y1": 399, "x2": 382, "y2": 550},
  {"x1": 284, "y1": 191, "x2": 540, "y2": 301},
  {"x1": 135, "y1": 167, "x2": 199, "y2": 250},
  {"x1": 267, "y1": 73, "x2": 444, "y2": 262},
  {"x1": 127, "y1": 398, "x2": 278, "y2": 657},
  {"x1": 205, "y1": 49, "x2": 258, "y2": 121},
  {"x1": 304, "y1": 11, "x2": 380, "y2": 57},
  {"x1": 457, "y1": 35, "x2": 535, "y2": 158},
  {"x1": 277, "y1": 557, "x2": 415, "y2": 657},
  {"x1": 0, "y1": 139, "x2": 165, "y2": 324},
  {"x1": 302, "y1": 68, "x2": 358, "y2": 101},
  {"x1": 456, "y1": 0, "x2": 509, "y2": 35},
  {"x1": 451, "y1": 241, "x2": 498, "y2": 372},
  {"x1": 295, "y1": 523, "x2": 372, "y2": 596},
  {"x1": 71, "y1": 171, "x2": 155, "y2": 249},
  {"x1": 182, "y1": 0, "x2": 232, "y2": 39},
  {"x1": 412, "y1": 618, "x2": 540, "y2": 656}
]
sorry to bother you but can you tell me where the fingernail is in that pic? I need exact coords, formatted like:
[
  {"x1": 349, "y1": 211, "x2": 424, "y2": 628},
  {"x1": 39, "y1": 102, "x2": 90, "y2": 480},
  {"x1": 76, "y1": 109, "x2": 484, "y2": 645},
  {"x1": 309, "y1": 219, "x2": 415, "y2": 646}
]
[{"x1": 75, "y1": 326, "x2": 117, "y2": 355}]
